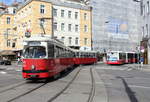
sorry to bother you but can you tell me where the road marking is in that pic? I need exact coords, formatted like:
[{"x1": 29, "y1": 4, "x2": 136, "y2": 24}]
[
  {"x1": 16, "y1": 70, "x2": 21, "y2": 72},
  {"x1": 0, "y1": 71, "x2": 7, "y2": 74},
  {"x1": 129, "y1": 85, "x2": 150, "y2": 89},
  {"x1": 95, "y1": 67, "x2": 127, "y2": 71}
]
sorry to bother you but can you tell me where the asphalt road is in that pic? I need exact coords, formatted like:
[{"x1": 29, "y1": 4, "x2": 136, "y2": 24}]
[
  {"x1": 95, "y1": 63, "x2": 150, "y2": 102},
  {"x1": 0, "y1": 63, "x2": 150, "y2": 102}
]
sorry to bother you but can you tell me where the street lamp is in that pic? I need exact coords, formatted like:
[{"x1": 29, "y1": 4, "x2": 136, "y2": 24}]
[
  {"x1": 133, "y1": 0, "x2": 141, "y2": 2},
  {"x1": 104, "y1": 21, "x2": 110, "y2": 51}
]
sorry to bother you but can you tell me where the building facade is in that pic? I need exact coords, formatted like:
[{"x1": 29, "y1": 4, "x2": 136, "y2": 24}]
[
  {"x1": 140, "y1": 0, "x2": 150, "y2": 64},
  {"x1": 0, "y1": 0, "x2": 92, "y2": 52},
  {"x1": 0, "y1": 8, "x2": 16, "y2": 51},
  {"x1": 91, "y1": 0, "x2": 142, "y2": 53}
]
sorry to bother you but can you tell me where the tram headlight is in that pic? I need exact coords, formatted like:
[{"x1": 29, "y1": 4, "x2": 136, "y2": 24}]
[{"x1": 31, "y1": 65, "x2": 36, "y2": 70}]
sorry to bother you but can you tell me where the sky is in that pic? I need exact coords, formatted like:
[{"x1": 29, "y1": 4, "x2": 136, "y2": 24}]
[{"x1": 0, "y1": 0, "x2": 22, "y2": 5}]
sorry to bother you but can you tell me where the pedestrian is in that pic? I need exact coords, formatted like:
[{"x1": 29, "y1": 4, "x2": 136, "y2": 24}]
[
  {"x1": 17, "y1": 57, "x2": 21, "y2": 65},
  {"x1": 140, "y1": 56, "x2": 144, "y2": 68}
]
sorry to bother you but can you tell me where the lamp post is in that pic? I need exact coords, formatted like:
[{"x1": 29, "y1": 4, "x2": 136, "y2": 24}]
[{"x1": 105, "y1": 21, "x2": 110, "y2": 51}]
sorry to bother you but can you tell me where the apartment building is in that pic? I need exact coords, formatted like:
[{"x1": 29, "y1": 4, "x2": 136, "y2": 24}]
[
  {"x1": 14, "y1": 0, "x2": 53, "y2": 50},
  {"x1": 0, "y1": 7, "x2": 15, "y2": 50},
  {"x1": 53, "y1": 3, "x2": 91, "y2": 50},
  {"x1": 140, "y1": 0, "x2": 150, "y2": 64},
  {"x1": 0, "y1": 0, "x2": 92, "y2": 52}
]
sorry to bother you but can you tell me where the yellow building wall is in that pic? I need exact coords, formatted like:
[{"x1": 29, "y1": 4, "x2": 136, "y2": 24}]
[
  {"x1": 0, "y1": 14, "x2": 14, "y2": 50},
  {"x1": 14, "y1": 0, "x2": 52, "y2": 50},
  {"x1": 80, "y1": 9, "x2": 92, "y2": 48},
  {"x1": 32, "y1": 1, "x2": 52, "y2": 35}
]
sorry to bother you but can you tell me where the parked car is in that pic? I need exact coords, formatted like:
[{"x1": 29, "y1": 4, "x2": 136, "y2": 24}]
[
  {"x1": 0, "y1": 60, "x2": 11, "y2": 65},
  {"x1": 3, "y1": 60, "x2": 11, "y2": 65}
]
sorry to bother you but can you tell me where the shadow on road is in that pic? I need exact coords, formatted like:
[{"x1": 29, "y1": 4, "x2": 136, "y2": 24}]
[{"x1": 116, "y1": 76, "x2": 139, "y2": 102}]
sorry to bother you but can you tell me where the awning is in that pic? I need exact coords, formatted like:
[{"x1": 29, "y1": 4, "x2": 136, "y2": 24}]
[{"x1": 0, "y1": 50, "x2": 16, "y2": 56}]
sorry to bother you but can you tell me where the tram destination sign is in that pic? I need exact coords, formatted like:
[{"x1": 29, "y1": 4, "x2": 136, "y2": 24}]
[{"x1": 28, "y1": 41, "x2": 41, "y2": 46}]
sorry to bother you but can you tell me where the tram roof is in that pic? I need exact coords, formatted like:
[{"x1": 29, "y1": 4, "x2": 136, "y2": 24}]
[
  {"x1": 24, "y1": 35, "x2": 53, "y2": 42},
  {"x1": 73, "y1": 49, "x2": 97, "y2": 53},
  {"x1": 107, "y1": 51, "x2": 123, "y2": 53},
  {"x1": 24, "y1": 35, "x2": 64, "y2": 44},
  {"x1": 23, "y1": 35, "x2": 74, "y2": 51}
]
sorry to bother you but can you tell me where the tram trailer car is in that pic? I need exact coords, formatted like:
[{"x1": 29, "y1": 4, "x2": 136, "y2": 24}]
[
  {"x1": 125, "y1": 52, "x2": 140, "y2": 64},
  {"x1": 22, "y1": 36, "x2": 74, "y2": 79},
  {"x1": 74, "y1": 50, "x2": 97, "y2": 65},
  {"x1": 106, "y1": 51, "x2": 126, "y2": 65}
]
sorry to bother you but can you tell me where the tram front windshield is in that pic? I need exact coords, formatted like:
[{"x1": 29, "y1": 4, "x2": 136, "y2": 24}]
[
  {"x1": 24, "y1": 46, "x2": 46, "y2": 58},
  {"x1": 107, "y1": 52, "x2": 118, "y2": 61}
]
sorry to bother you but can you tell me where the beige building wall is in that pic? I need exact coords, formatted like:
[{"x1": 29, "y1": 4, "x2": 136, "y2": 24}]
[
  {"x1": 0, "y1": 14, "x2": 14, "y2": 50},
  {"x1": 14, "y1": 0, "x2": 52, "y2": 50},
  {"x1": 80, "y1": 9, "x2": 92, "y2": 50}
]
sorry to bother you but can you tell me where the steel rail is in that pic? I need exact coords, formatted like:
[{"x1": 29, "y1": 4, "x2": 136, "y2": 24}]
[
  {"x1": 7, "y1": 82, "x2": 48, "y2": 102},
  {"x1": 0, "y1": 81, "x2": 26, "y2": 94},
  {"x1": 47, "y1": 67, "x2": 81, "y2": 102},
  {"x1": 87, "y1": 68, "x2": 96, "y2": 102}
]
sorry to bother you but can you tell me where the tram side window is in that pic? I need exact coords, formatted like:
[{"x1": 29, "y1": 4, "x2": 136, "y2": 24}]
[
  {"x1": 48, "y1": 44, "x2": 54, "y2": 58},
  {"x1": 56, "y1": 46, "x2": 60, "y2": 58},
  {"x1": 119, "y1": 53, "x2": 122, "y2": 59}
]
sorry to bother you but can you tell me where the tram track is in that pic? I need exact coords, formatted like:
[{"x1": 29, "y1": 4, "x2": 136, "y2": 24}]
[
  {"x1": 96, "y1": 68, "x2": 110, "y2": 102},
  {"x1": 0, "y1": 81, "x2": 26, "y2": 94},
  {"x1": 7, "y1": 81, "x2": 49, "y2": 102},
  {"x1": 47, "y1": 67, "x2": 82, "y2": 102},
  {"x1": 87, "y1": 68, "x2": 96, "y2": 102},
  {"x1": 0, "y1": 66, "x2": 82, "y2": 102},
  {"x1": 47, "y1": 66, "x2": 97, "y2": 102}
]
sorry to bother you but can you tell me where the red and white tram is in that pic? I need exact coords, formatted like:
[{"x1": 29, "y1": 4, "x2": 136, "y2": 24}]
[
  {"x1": 106, "y1": 51, "x2": 126, "y2": 65},
  {"x1": 22, "y1": 36, "x2": 97, "y2": 79},
  {"x1": 22, "y1": 36, "x2": 74, "y2": 79}
]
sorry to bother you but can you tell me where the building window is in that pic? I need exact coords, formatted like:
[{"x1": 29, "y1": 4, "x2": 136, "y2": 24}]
[
  {"x1": 61, "y1": 37, "x2": 65, "y2": 42},
  {"x1": 75, "y1": 37, "x2": 79, "y2": 45},
  {"x1": 12, "y1": 42, "x2": 16, "y2": 48},
  {"x1": 7, "y1": 17, "x2": 10, "y2": 24},
  {"x1": 147, "y1": 1, "x2": 149, "y2": 14},
  {"x1": 40, "y1": 5, "x2": 45, "y2": 14},
  {"x1": 84, "y1": 25, "x2": 88, "y2": 32},
  {"x1": 84, "y1": 13, "x2": 87, "y2": 20},
  {"x1": 13, "y1": 9, "x2": 16, "y2": 14},
  {"x1": 68, "y1": 11, "x2": 71, "y2": 18},
  {"x1": 53, "y1": 8, "x2": 57, "y2": 16},
  {"x1": 68, "y1": 24, "x2": 72, "y2": 31},
  {"x1": 7, "y1": 39, "x2": 11, "y2": 47},
  {"x1": 146, "y1": 24, "x2": 148, "y2": 36},
  {"x1": 75, "y1": 12, "x2": 78, "y2": 19},
  {"x1": 84, "y1": 38, "x2": 88, "y2": 45},
  {"x1": 53, "y1": 22, "x2": 57, "y2": 31},
  {"x1": 61, "y1": 10, "x2": 64, "y2": 17},
  {"x1": 40, "y1": 19, "x2": 45, "y2": 27},
  {"x1": 61, "y1": 23, "x2": 65, "y2": 31},
  {"x1": 75, "y1": 25, "x2": 79, "y2": 32},
  {"x1": 6, "y1": 28, "x2": 10, "y2": 35},
  {"x1": 69, "y1": 37, "x2": 72, "y2": 45},
  {"x1": 142, "y1": 26, "x2": 145, "y2": 37},
  {"x1": 143, "y1": 5, "x2": 145, "y2": 16}
]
